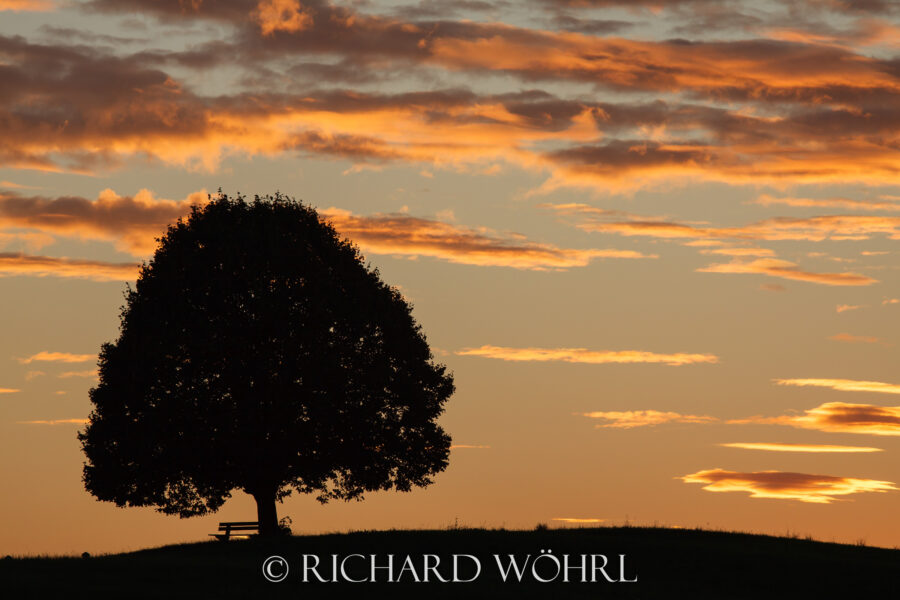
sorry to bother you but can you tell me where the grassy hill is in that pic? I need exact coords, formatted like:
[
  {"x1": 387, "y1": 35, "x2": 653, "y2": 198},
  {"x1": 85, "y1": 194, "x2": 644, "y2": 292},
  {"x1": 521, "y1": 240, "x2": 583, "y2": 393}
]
[{"x1": 3, "y1": 526, "x2": 899, "y2": 599}]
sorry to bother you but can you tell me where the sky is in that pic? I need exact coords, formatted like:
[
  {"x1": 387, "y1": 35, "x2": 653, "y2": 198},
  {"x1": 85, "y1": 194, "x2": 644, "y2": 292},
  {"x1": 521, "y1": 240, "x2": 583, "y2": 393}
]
[{"x1": 1, "y1": 0, "x2": 899, "y2": 555}]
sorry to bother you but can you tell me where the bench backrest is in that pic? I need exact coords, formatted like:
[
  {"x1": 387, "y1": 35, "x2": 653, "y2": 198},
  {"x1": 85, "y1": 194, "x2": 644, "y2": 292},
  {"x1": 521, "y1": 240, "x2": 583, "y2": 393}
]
[{"x1": 218, "y1": 521, "x2": 260, "y2": 531}]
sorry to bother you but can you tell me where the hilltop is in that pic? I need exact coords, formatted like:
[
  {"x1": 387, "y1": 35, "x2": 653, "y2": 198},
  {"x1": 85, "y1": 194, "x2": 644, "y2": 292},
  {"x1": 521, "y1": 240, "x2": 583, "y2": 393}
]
[{"x1": 3, "y1": 526, "x2": 898, "y2": 599}]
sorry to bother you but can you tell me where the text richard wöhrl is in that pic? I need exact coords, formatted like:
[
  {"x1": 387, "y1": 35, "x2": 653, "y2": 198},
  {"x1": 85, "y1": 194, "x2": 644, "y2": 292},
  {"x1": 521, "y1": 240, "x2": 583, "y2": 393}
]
[{"x1": 262, "y1": 550, "x2": 637, "y2": 584}]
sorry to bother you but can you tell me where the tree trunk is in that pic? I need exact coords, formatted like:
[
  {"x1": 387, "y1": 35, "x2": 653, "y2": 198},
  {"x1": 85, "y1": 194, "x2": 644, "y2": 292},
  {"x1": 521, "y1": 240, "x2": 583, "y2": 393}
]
[{"x1": 254, "y1": 491, "x2": 279, "y2": 537}]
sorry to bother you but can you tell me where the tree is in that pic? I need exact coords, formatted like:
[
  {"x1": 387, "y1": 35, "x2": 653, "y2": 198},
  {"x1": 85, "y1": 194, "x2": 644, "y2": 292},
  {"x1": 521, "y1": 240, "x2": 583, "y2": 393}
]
[{"x1": 78, "y1": 193, "x2": 454, "y2": 536}]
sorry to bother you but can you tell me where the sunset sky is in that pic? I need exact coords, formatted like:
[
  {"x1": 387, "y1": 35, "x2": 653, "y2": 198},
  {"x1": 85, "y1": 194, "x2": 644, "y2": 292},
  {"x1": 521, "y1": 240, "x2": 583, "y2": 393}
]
[{"x1": 1, "y1": 0, "x2": 899, "y2": 555}]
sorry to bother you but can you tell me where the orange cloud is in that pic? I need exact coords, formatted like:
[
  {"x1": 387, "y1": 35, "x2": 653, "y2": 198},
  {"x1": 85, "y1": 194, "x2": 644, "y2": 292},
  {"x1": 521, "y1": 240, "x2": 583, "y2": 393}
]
[
  {"x1": 7, "y1": 3, "x2": 900, "y2": 190},
  {"x1": 884, "y1": 298, "x2": 900, "y2": 305},
  {"x1": 697, "y1": 258, "x2": 876, "y2": 286},
  {"x1": 720, "y1": 442, "x2": 883, "y2": 453},
  {"x1": 0, "y1": 189, "x2": 207, "y2": 256},
  {"x1": 734, "y1": 402, "x2": 900, "y2": 436},
  {"x1": 582, "y1": 410, "x2": 718, "y2": 428},
  {"x1": 4, "y1": 29, "x2": 900, "y2": 189},
  {"x1": 256, "y1": 0, "x2": 313, "y2": 36},
  {"x1": 681, "y1": 469, "x2": 897, "y2": 503},
  {"x1": 321, "y1": 208, "x2": 655, "y2": 270},
  {"x1": 17, "y1": 418, "x2": 89, "y2": 425},
  {"x1": 456, "y1": 346, "x2": 719, "y2": 366},
  {"x1": 0, "y1": 388, "x2": 20, "y2": 394},
  {"x1": 828, "y1": 333, "x2": 881, "y2": 344},
  {"x1": 775, "y1": 378, "x2": 900, "y2": 395},
  {"x1": 17, "y1": 351, "x2": 94, "y2": 364},
  {"x1": 0, "y1": 253, "x2": 138, "y2": 281},
  {"x1": 450, "y1": 444, "x2": 491, "y2": 449},
  {"x1": 590, "y1": 399, "x2": 900, "y2": 437},
  {"x1": 428, "y1": 29, "x2": 900, "y2": 100}
]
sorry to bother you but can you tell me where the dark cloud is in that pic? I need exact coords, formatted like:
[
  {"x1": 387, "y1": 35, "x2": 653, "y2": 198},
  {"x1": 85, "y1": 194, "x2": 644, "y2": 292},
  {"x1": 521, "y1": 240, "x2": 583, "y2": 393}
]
[
  {"x1": 550, "y1": 15, "x2": 634, "y2": 35},
  {"x1": 389, "y1": 0, "x2": 498, "y2": 19}
]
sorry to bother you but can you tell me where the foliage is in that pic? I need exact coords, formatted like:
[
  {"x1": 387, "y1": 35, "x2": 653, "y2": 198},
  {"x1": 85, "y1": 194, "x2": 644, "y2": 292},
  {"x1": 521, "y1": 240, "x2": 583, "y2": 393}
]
[{"x1": 79, "y1": 193, "x2": 454, "y2": 532}]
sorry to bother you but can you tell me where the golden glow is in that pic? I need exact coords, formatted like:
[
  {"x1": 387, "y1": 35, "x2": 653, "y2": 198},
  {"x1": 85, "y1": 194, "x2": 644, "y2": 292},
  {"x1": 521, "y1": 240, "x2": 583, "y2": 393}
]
[
  {"x1": 681, "y1": 469, "x2": 897, "y2": 503},
  {"x1": 582, "y1": 410, "x2": 718, "y2": 429},
  {"x1": 776, "y1": 379, "x2": 900, "y2": 395},
  {"x1": 720, "y1": 442, "x2": 883, "y2": 453},
  {"x1": 456, "y1": 346, "x2": 719, "y2": 366},
  {"x1": 17, "y1": 351, "x2": 95, "y2": 364},
  {"x1": 552, "y1": 518, "x2": 605, "y2": 524},
  {"x1": 6, "y1": 0, "x2": 900, "y2": 555}
]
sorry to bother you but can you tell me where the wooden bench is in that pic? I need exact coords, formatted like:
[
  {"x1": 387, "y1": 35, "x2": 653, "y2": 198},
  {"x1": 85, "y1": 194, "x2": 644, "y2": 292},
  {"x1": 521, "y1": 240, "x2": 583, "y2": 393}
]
[{"x1": 209, "y1": 521, "x2": 259, "y2": 541}]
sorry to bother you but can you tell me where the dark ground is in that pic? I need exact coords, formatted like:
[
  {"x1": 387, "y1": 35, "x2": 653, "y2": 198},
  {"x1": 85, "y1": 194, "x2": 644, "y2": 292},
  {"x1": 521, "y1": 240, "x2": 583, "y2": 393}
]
[{"x1": 2, "y1": 526, "x2": 899, "y2": 599}]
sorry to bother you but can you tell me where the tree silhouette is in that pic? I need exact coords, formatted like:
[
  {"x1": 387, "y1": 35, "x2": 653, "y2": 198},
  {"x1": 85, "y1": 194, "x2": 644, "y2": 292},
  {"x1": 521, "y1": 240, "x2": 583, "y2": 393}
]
[{"x1": 78, "y1": 193, "x2": 454, "y2": 536}]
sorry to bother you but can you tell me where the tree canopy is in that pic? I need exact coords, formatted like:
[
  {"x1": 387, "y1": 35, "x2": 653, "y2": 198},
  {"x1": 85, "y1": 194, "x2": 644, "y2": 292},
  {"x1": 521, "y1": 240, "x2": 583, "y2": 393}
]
[{"x1": 78, "y1": 193, "x2": 454, "y2": 534}]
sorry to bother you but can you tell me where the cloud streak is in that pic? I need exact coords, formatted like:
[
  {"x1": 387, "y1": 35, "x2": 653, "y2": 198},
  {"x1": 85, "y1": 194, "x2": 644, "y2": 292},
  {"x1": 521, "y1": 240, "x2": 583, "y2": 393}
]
[
  {"x1": 569, "y1": 211, "x2": 900, "y2": 244},
  {"x1": 0, "y1": 253, "x2": 138, "y2": 281},
  {"x1": 720, "y1": 442, "x2": 883, "y2": 453},
  {"x1": 776, "y1": 378, "x2": 900, "y2": 395},
  {"x1": 322, "y1": 208, "x2": 654, "y2": 270},
  {"x1": 733, "y1": 402, "x2": 900, "y2": 436},
  {"x1": 456, "y1": 346, "x2": 719, "y2": 366},
  {"x1": 582, "y1": 410, "x2": 718, "y2": 428},
  {"x1": 0, "y1": 189, "x2": 207, "y2": 256},
  {"x1": 552, "y1": 517, "x2": 605, "y2": 524},
  {"x1": 697, "y1": 258, "x2": 877, "y2": 286},
  {"x1": 754, "y1": 194, "x2": 900, "y2": 212},
  {"x1": 17, "y1": 351, "x2": 95, "y2": 364},
  {"x1": 58, "y1": 369, "x2": 99, "y2": 379},
  {"x1": 681, "y1": 469, "x2": 897, "y2": 503}
]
